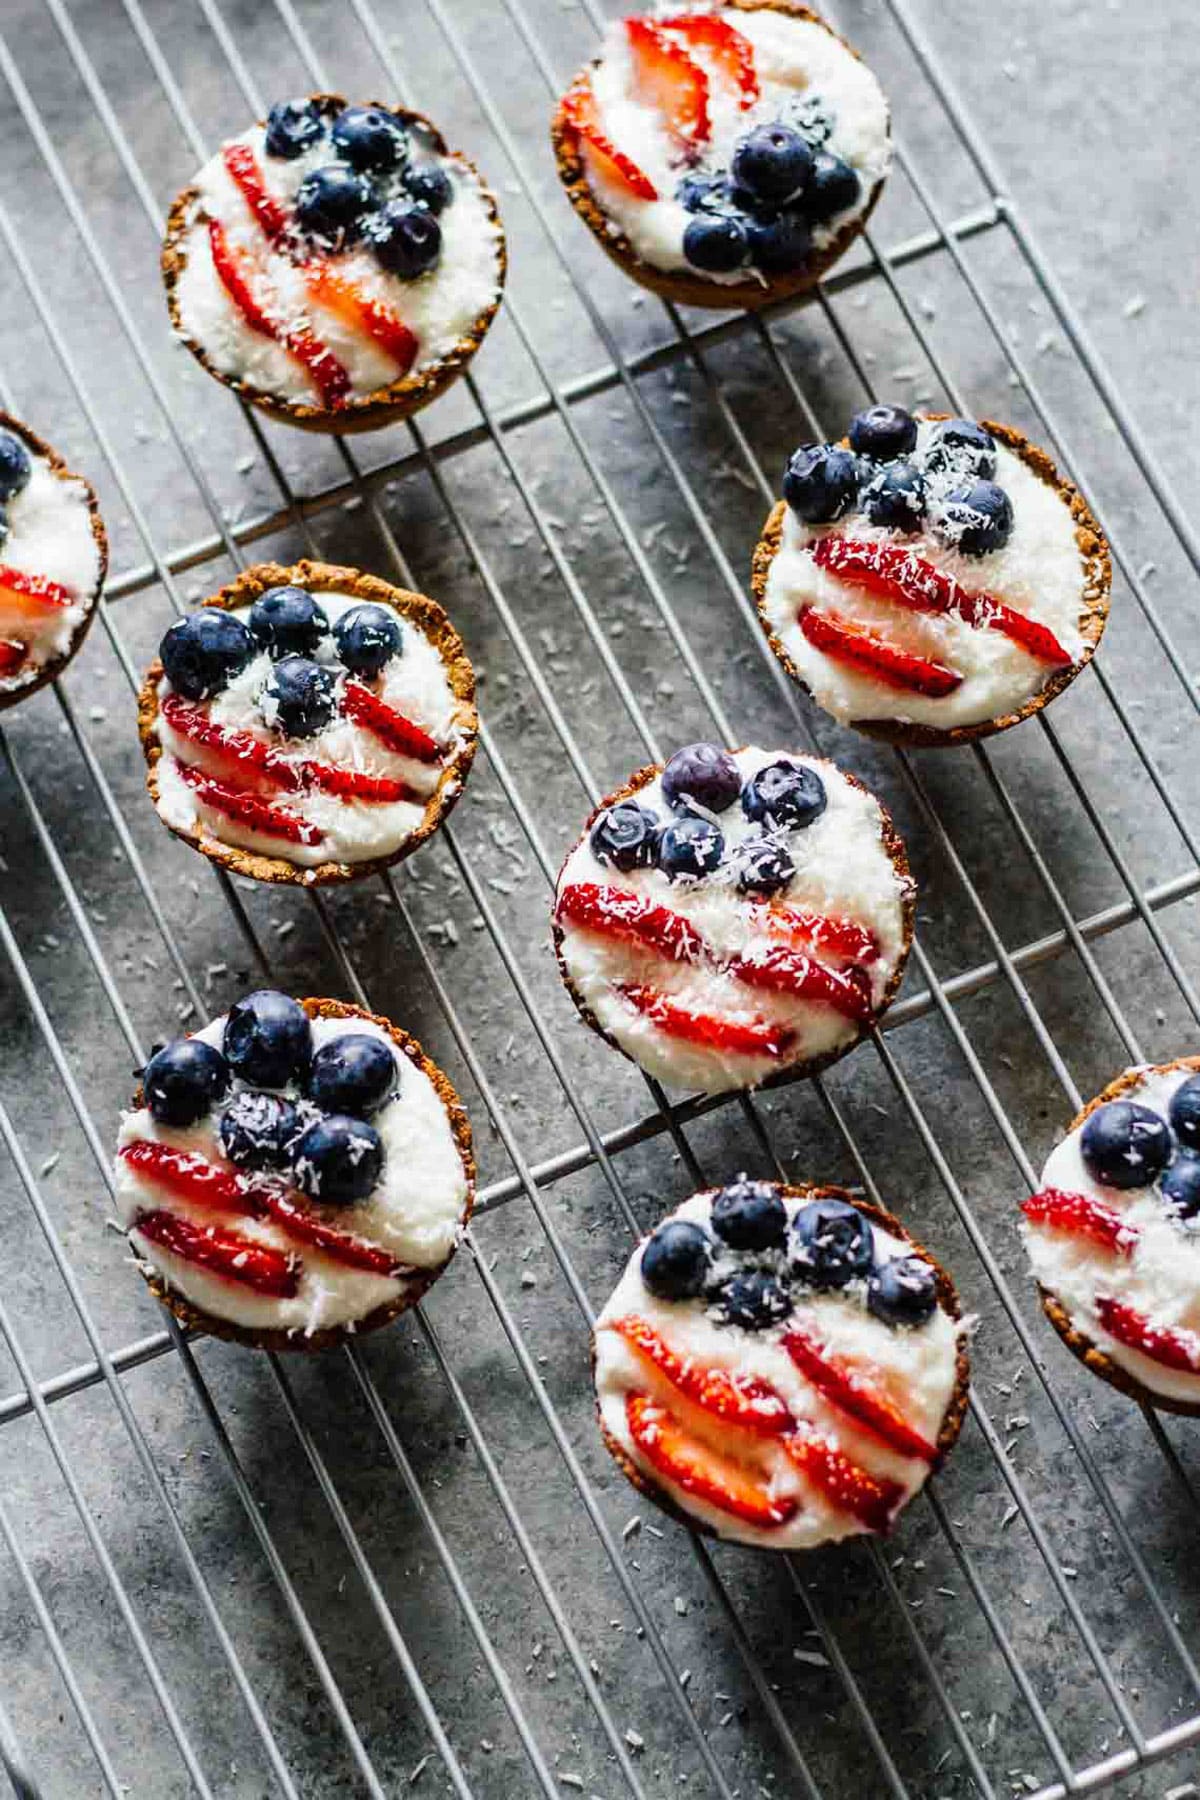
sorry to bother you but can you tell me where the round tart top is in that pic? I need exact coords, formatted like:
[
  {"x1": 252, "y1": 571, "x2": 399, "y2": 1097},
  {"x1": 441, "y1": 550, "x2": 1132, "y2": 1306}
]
[
  {"x1": 116, "y1": 993, "x2": 473, "y2": 1341},
  {"x1": 758, "y1": 405, "x2": 1105, "y2": 734},
  {"x1": 554, "y1": 744, "x2": 912, "y2": 1095},
  {"x1": 558, "y1": 5, "x2": 889, "y2": 286},
  {"x1": 1023, "y1": 1059, "x2": 1200, "y2": 1408},
  {"x1": 0, "y1": 418, "x2": 104, "y2": 696},
  {"x1": 166, "y1": 96, "x2": 503, "y2": 413},
  {"x1": 594, "y1": 1180, "x2": 964, "y2": 1549}
]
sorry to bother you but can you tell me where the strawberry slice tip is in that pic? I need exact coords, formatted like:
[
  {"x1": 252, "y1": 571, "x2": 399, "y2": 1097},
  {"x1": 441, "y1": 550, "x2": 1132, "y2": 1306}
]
[
  {"x1": 1021, "y1": 1187, "x2": 1138, "y2": 1257},
  {"x1": 178, "y1": 760, "x2": 324, "y2": 847},
  {"x1": 561, "y1": 77, "x2": 658, "y2": 201},
  {"x1": 609, "y1": 1315, "x2": 794, "y2": 1436},
  {"x1": 728, "y1": 947, "x2": 874, "y2": 1024},
  {"x1": 782, "y1": 1325, "x2": 937, "y2": 1463},
  {"x1": 626, "y1": 1391, "x2": 796, "y2": 1528},
  {"x1": 1094, "y1": 1297, "x2": 1200, "y2": 1374},
  {"x1": 659, "y1": 14, "x2": 758, "y2": 107},
  {"x1": 617, "y1": 983, "x2": 795, "y2": 1060},
  {"x1": 798, "y1": 604, "x2": 963, "y2": 698},
  {"x1": 0, "y1": 565, "x2": 76, "y2": 611},
  {"x1": 132, "y1": 1206, "x2": 300, "y2": 1298},
  {"x1": 783, "y1": 1427, "x2": 905, "y2": 1535},
  {"x1": 341, "y1": 681, "x2": 442, "y2": 764},
  {"x1": 557, "y1": 881, "x2": 706, "y2": 964},
  {"x1": 304, "y1": 265, "x2": 418, "y2": 378},
  {"x1": 625, "y1": 17, "x2": 710, "y2": 147}
]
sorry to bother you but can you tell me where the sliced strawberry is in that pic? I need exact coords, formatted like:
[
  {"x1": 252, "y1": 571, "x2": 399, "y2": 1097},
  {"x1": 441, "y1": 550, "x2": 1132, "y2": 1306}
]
[
  {"x1": 1022, "y1": 1187, "x2": 1138, "y2": 1258},
  {"x1": 1094, "y1": 1297, "x2": 1200, "y2": 1374},
  {"x1": 617, "y1": 983, "x2": 795, "y2": 1061},
  {"x1": 341, "y1": 681, "x2": 442, "y2": 764},
  {"x1": 659, "y1": 14, "x2": 758, "y2": 107},
  {"x1": 161, "y1": 693, "x2": 302, "y2": 791},
  {"x1": 255, "y1": 1184, "x2": 407, "y2": 1279},
  {"x1": 754, "y1": 903, "x2": 879, "y2": 968},
  {"x1": 798, "y1": 604, "x2": 963, "y2": 699},
  {"x1": 782, "y1": 1326, "x2": 937, "y2": 1463},
  {"x1": 609, "y1": 1315, "x2": 794, "y2": 1437},
  {"x1": 0, "y1": 640, "x2": 26, "y2": 676},
  {"x1": 133, "y1": 1206, "x2": 300, "y2": 1298},
  {"x1": 560, "y1": 77, "x2": 658, "y2": 200},
  {"x1": 222, "y1": 143, "x2": 291, "y2": 243},
  {"x1": 0, "y1": 566, "x2": 76, "y2": 631},
  {"x1": 178, "y1": 761, "x2": 324, "y2": 848},
  {"x1": 304, "y1": 265, "x2": 418, "y2": 378},
  {"x1": 625, "y1": 18, "x2": 710, "y2": 147},
  {"x1": 812, "y1": 538, "x2": 1073, "y2": 667},
  {"x1": 120, "y1": 1140, "x2": 259, "y2": 1216},
  {"x1": 301, "y1": 761, "x2": 417, "y2": 804},
  {"x1": 209, "y1": 219, "x2": 351, "y2": 409},
  {"x1": 556, "y1": 882, "x2": 706, "y2": 965},
  {"x1": 728, "y1": 947, "x2": 874, "y2": 1025},
  {"x1": 626, "y1": 1391, "x2": 795, "y2": 1528},
  {"x1": 783, "y1": 1427, "x2": 905, "y2": 1535}
]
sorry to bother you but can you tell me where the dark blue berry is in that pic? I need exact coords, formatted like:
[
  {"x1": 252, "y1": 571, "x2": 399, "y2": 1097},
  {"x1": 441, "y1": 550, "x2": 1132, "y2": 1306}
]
[
  {"x1": 263, "y1": 655, "x2": 336, "y2": 739},
  {"x1": 218, "y1": 1091, "x2": 299, "y2": 1171},
  {"x1": 160, "y1": 609, "x2": 255, "y2": 701},
  {"x1": 710, "y1": 1178, "x2": 787, "y2": 1250},
  {"x1": 682, "y1": 212, "x2": 748, "y2": 274},
  {"x1": 849, "y1": 403, "x2": 918, "y2": 462},
  {"x1": 1162, "y1": 1154, "x2": 1200, "y2": 1224},
  {"x1": 867, "y1": 1255, "x2": 938, "y2": 1327},
  {"x1": 306, "y1": 1033, "x2": 397, "y2": 1118},
  {"x1": 782, "y1": 443, "x2": 859, "y2": 523},
  {"x1": 922, "y1": 418, "x2": 996, "y2": 482},
  {"x1": 331, "y1": 105, "x2": 407, "y2": 172},
  {"x1": 730, "y1": 122, "x2": 813, "y2": 206},
  {"x1": 798, "y1": 150, "x2": 860, "y2": 224},
  {"x1": 264, "y1": 99, "x2": 325, "y2": 160},
  {"x1": 295, "y1": 166, "x2": 377, "y2": 248},
  {"x1": 675, "y1": 171, "x2": 729, "y2": 213},
  {"x1": 404, "y1": 162, "x2": 454, "y2": 213},
  {"x1": 935, "y1": 480, "x2": 1013, "y2": 556},
  {"x1": 1169, "y1": 1074, "x2": 1200, "y2": 1152},
  {"x1": 292, "y1": 1114, "x2": 384, "y2": 1205},
  {"x1": 741, "y1": 759, "x2": 826, "y2": 829},
  {"x1": 862, "y1": 461, "x2": 927, "y2": 532},
  {"x1": 640, "y1": 1219, "x2": 712, "y2": 1301},
  {"x1": 589, "y1": 801, "x2": 659, "y2": 873},
  {"x1": 223, "y1": 990, "x2": 312, "y2": 1089},
  {"x1": 659, "y1": 815, "x2": 723, "y2": 880},
  {"x1": 746, "y1": 211, "x2": 811, "y2": 275},
  {"x1": 712, "y1": 1269, "x2": 792, "y2": 1330},
  {"x1": 733, "y1": 833, "x2": 794, "y2": 896},
  {"x1": 1080, "y1": 1100, "x2": 1171, "y2": 1190},
  {"x1": 661, "y1": 743, "x2": 741, "y2": 815},
  {"x1": 333, "y1": 603, "x2": 403, "y2": 676},
  {"x1": 369, "y1": 199, "x2": 442, "y2": 277},
  {"x1": 791, "y1": 1197, "x2": 874, "y2": 1289},
  {"x1": 0, "y1": 430, "x2": 32, "y2": 502},
  {"x1": 143, "y1": 1037, "x2": 230, "y2": 1126},
  {"x1": 249, "y1": 585, "x2": 329, "y2": 659}
]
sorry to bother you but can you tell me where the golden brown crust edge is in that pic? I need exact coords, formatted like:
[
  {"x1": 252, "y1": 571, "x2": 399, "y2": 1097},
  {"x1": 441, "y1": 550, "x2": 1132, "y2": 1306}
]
[
  {"x1": 750, "y1": 417, "x2": 1112, "y2": 748},
  {"x1": 550, "y1": 0, "x2": 888, "y2": 313},
  {"x1": 161, "y1": 98, "x2": 507, "y2": 434},
  {"x1": 128, "y1": 996, "x2": 477, "y2": 1354},
  {"x1": 137, "y1": 558, "x2": 478, "y2": 888},
  {"x1": 0, "y1": 412, "x2": 108, "y2": 714},
  {"x1": 593, "y1": 1183, "x2": 970, "y2": 1544},
  {"x1": 551, "y1": 750, "x2": 916, "y2": 1095},
  {"x1": 1032, "y1": 1055, "x2": 1200, "y2": 1418}
]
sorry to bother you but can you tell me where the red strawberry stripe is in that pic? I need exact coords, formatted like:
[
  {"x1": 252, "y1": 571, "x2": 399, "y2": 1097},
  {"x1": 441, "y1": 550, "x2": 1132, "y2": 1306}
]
[
  {"x1": 755, "y1": 903, "x2": 879, "y2": 967},
  {"x1": 783, "y1": 1428, "x2": 905, "y2": 1535},
  {"x1": 626, "y1": 1391, "x2": 796, "y2": 1528},
  {"x1": 561, "y1": 79, "x2": 658, "y2": 200},
  {"x1": 0, "y1": 640, "x2": 26, "y2": 675},
  {"x1": 162, "y1": 693, "x2": 302, "y2": 791},
  {"x1": 618, "y1": 983, "x2": 794, "y2": 1060},
  {"x1": 120, "y1": 1140, "x2": 259, "y2": 1215},
  {"x1": 1022, "y1": 1187, "x2": 1138, "y2": 1258},
  {"x1": 610, "y1": 1315, "x2": 794, "y2": 1436},
  {"x1": 556, "y1": 882, "x2": 706, "y2": 964},
  {"x1": 222, "y1": 143, "x2": 291, "y2": 242},
  {"x1": 0, "y1": 565, "x2": 76, "y2": 609},
  {"x1": 660, "y1": 14, "x2": 759, "y2": 107},
  {"x1": 302, "y1": 761, "x2": 417, "y2": 804},
  {"x1": 729, "y1": 947, "x2": 873, "y2": 1025},
  {"x1": 625, "y1": 18, "x2": 710, "y2": 146},
  {"x1": 255, "y1": 1184, "x2": 406, "y2": 1279},
  {"x1": 798, "y1": 604, "x2": 963, "y2": 698},
  {"x1": 812, "y1": 538, "x2": 1073, "y2": 668},
  {"x1": 209, "y1": 219, "x2": 351, "y2": 409},
  {"x1": 133, "y1": 1206, "x2": 300, "y2": 1298},
  {"x1": 782, "y1": 1326, "x2": 937, "y2": 1463},
  {"x1": 178, "y1": 761, "x2": 324, "y2": 847},
  {"x1": 341, "y1": 681, "x2": 442, "y2": 763},
  {"x1": 1094, "y1": 1297, "x2": 1200, "y2": 1374},
  {"x1": 304, "y1": 264, "x2": 418, "y2": 377}
]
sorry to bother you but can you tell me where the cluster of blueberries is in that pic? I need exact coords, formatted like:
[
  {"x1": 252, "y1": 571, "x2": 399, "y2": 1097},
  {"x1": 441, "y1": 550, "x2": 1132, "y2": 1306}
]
[
  {"x1": 0, "y1": 429, "x2": 32, "y2": 552},
  {"x1": 261, "y1": 98, "x2": 455, "y2": 279},
  {"x1": 676, "y1": 104, "x2": 860, "y2": 279},
  {"x1": 141, "y1": 989, "x2": 398, "y2": 1206},
  {"x1": 638, "y1": 1177, "x2": 939, "y2": 1330},
  {"x1": 1079, "y1": 1075, "x2": 1200, "y2": 1222},
  {"x1": 784, "y1": 403, "x2": 1015, "y2": 558},
  {"x1": 590, "y1": 743, "x2": 826, "y2": 896},
  {"x1": 160, "y1": 585, "x2": 404, "y2": 740}
]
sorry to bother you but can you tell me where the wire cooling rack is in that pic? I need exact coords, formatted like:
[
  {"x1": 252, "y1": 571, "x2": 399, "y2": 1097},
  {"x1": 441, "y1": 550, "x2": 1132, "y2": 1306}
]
[{"x1": 2, "y1": 0, "x2": 1199, "y2": 1796}]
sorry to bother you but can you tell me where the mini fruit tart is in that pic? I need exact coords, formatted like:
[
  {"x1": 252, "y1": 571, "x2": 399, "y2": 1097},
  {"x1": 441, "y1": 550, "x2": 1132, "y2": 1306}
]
[
  {"x1": 1022, "y1": 1056, "x2": 1200, "y2": 1416},
  {"x1": 138, "y1": 559, "x2": 477, "y2": 886},
  {"x1": 753, "y1": 403, "x2": 1111, "y2": 745},
  {"x1": 551, "y1": 1, "x2": 890, "y2": 309},
  {"x1": 115, "y1": 991, "x2": 475, "y2": 1350},
  {"x1": 553, "y1": 743, "x2": 913, "y2": 1095},
  {"x1": 0, "y1": 414, "x2": 107, "y2": 709},
  {"x1": 594, "y1": 1179, "x2": 968, "y2": 1547},
  {"x1": 162, "y1": 95, "x2": 506, "y2": 432}
]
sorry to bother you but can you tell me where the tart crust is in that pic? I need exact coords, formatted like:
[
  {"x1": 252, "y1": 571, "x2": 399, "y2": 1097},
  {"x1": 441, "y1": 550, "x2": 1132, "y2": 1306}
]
[
  {"x1": 0, "y1": 412, "x2": 108, "y2": 714},
  {"x1": 751, "y1": 416, "x2": 1112, "y2": 748},
  {"x1": 127, "y1": 996, "x2": 476, "y2": 1353},
  {"x1": 161, "y1": 97, "x2": 507, "y2": 434},
  {"x1": 594, "y1": 1183, "x2": 970, "y2": 1542},
  {"x1": 1032, "y1": 1055, "x2": 1200, "y2": 1418},
  {"x1": 552, "y1": 751, "x2": 914, "y2": 1094},
  {"x1": 137, "y1": 557, "x2": 478, "y2": 887},
  {"x1": 550, "y1": 0, "x2": 888, "y2": 312}
]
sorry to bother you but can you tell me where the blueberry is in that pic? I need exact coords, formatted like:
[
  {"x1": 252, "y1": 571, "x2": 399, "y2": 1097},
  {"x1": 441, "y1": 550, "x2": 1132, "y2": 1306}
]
[
  {"x1": 862, "y1": 461, "x2": 927, "y2": 533},
  {"x1": 733, "y1": 833, "x2": 794, "y2": 896},
  {"x1": 745, "y1": 211, "x2": 811, "y2": 275},
  {"x1": 331, "y1": 105, "x2": 407, "y2": 172},
  {"x1": 160, "y1": 609, "x2": 255, "y2": 701},
  {"x1": 294, "y1": 165, "x2": 377, "y2": 248},
  {"x1": 292, "y1": 1114, "x2": 384, "y2": 1205},
  {"x1": 658, "y1": 815, "x2": 723, "y2": 880},
  {"x1": 249, "y1": 585, "x2": 329, "y2": 659},
  {"x1": 730, "y1": 122, "x2": 813, "y2": 206},
  {"x1": 264, "y1": 98, "x2": 326, "y2": 160},
  {"x1": 848, "y1": 403, "x2": 918, "y2": 462},
  {"x1": 640, "y1": 1219, "x2": 712, "y2": 1301},
  {"x1": 306, "y1": 1033, "x2": 397, "y2": 1118},
  {"x1": 1080, "y1": 1100, "x2": 1171, "y2": 1190},
  {"x1": 712, "y1": 1269, "x2": 792, "y2": 1330},
  {"x1": 675, "y1": 171, "x2": 729, "y2": 213},
  {"x1": 368, "y1": 199, "x2": 442, "y2": 277},
  {"x1": 0, "y1": 430, "x2": 32, "y2": 502},
  {"x1": 791, "y1": 1197, "x2": 874, "y2": 1289},
  {"x1": 333, "y1": 603, "x2": 403, "y2": 676},
  {"x1": 404, "y1": 161, "x2": 454, "y2": 213},
  {"x1": 935, "y1": 480, "x2": 1013, "y2": 556},
  {"x1": 682, "y1": 212, "x2": 748, "y2": 274},
  {"x1": 1162, "y1": 1154, "x2": 1200, "y2": 1224},
  {"x1": 661, "y1": 743, "x2": 741, "y2": 815},
  {"x1": 223, "y1": 990, "x2": 312, "y2": 1088},
  {"x1": 867, "y1": 1255, "x2": 939, "y2": 1327},
  {"x1": 923, "y1": 418, "x2": 996, "y2": 482},
  {"x1": 782, "y1": 443, "x2": 859, "y2": 524},
  {"x1": 263, "y1": 655, "x2": 336, "y2": 739},
  {"x1": 143, "y1": 1037, "x2": 230, "y2": 1127},
  {"x1": 218, "y1": 1091, "x2": 299, "y2": 1171},
  {"x1": 589, "y1": 801, "x2": 659, "y2": 872},
  {"x1": 1169, "y1": 1074, "x2": 1200, "y2": 1151},
  {"x1": 741, "y1": 759, "x2": 826, "y2": 829},
  {"x1": 797, "y1": 150, "x2": 860, "y2": 224},
  {"x1": 710, "y1": 1177, "x2": 787, "y2": 1250}
]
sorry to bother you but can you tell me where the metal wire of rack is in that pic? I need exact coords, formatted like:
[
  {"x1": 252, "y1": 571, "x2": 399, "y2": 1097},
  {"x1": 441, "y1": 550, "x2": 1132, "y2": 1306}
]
[{"x1": 0, "y1": 0, "x2": 1198, "y2": 1797}]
